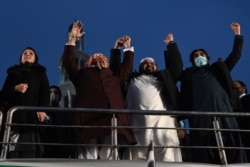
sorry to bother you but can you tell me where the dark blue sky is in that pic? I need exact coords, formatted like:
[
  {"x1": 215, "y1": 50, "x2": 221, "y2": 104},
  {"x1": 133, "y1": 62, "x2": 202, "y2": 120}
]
[{"x1": 1, "y1": 0, "x2": 250, "y2": 89}]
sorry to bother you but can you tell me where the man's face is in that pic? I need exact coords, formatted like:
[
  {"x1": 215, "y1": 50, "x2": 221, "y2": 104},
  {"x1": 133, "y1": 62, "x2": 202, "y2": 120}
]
[
  {"x1": 91, "y1": 58, "x2": 108, "y2": 68},
  {"x1": 49, "y1": 88, "x2": 61, "y2": 106},
  {"x1": 140, "y1": 60, "x2": 157, "y2": 74},
  {"x1": 88, "y1": 54, "x2": 109, "y2": 69},
  {"x1": 193, "y1": 50, "x2": 208, "y2": 61},
  {"x1": 233, "y1": 81, "x2": 246, "y2": 96},
  {"x1": 192, "y1": 50, "x2": 209, "y2": 67}
]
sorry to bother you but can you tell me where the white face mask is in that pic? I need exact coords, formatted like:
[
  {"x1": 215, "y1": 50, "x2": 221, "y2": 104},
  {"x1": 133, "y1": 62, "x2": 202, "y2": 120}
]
[{"x1": 194, "y1": 56, "x2": 207, "y2": 67}]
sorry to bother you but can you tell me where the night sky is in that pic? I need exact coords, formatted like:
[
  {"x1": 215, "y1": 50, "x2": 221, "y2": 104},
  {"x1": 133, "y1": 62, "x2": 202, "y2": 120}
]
[{"x1": 1, "y1": 0, "x2": 250, "y2": 89}]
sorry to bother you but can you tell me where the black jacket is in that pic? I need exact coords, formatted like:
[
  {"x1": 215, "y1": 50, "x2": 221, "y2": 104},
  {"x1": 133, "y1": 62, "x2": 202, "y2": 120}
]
[
  {"x1": 179, "y1": 35, "x2": 243, "y2": 112},
  {"x1": 1, "y1": 64, "x2": 50, "y2": 131}
]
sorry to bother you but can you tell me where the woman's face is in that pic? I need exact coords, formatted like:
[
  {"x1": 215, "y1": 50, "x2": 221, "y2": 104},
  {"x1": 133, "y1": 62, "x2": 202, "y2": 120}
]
[{"x1": 21, "y1": 49, "x2": 36, "y2": 64}]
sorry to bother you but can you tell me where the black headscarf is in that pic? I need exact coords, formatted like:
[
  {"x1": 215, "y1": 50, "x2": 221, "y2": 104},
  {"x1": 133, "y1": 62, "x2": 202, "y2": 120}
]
[{"x1": 19, "y1": 46, "x2": 39, "y2": 65}]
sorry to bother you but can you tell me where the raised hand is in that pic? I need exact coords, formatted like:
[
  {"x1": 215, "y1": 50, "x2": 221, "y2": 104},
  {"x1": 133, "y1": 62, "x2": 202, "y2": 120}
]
[
  {"x1": 231, "y1": 22, "x2": 241, "y2": 35},
  {"x1": 114, "y1": 35, "x2": 131, "y2": 49},
  {"x1": 123, "y1": 35, "x2": 131, "y2": 48},
  {"x1": 164, "y1": 33, "x2": 174, "y2": 45},
  {"x1": 68, "y1": 21, "x2": 85, "y2": 44}
]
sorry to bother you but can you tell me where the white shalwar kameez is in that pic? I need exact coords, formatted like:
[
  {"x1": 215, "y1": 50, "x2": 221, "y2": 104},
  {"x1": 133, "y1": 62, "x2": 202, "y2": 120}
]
[{"x1": 125, "y1": 74, "x2": 182, "y2": 162}]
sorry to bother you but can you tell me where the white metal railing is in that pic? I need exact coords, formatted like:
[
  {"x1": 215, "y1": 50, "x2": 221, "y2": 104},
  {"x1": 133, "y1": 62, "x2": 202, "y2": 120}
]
[
  {"x1": 1, "y1": 106, "x2": 250, "y2": 166},
  {"x1": 0, "y1": 111, "x2": 2, "y2": 132}
]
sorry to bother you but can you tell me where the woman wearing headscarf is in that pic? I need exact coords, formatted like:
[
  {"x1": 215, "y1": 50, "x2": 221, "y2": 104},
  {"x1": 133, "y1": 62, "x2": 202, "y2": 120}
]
[{"x1": 1, "y1": 46, "x2": 50, "y2": 158}]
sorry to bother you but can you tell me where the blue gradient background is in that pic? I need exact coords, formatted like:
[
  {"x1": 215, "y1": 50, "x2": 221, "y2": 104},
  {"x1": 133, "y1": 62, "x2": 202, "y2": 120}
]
[{"x1": 1, "y1": 0, "x2": 250, "y2": 88}]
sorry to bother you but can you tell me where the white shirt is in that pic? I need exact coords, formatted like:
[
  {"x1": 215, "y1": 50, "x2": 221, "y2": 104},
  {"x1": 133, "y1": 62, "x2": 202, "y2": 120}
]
[
  {"x1": 124, "y1": 74, "x2": 182, "y2": 161},
  {"x1": 125, "y1": 74, "x2": 166, "y2": 110}
]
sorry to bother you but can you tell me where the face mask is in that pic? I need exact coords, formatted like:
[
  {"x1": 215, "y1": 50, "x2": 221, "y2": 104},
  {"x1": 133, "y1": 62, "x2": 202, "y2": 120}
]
[
  {"x1": 50, "y1": 92, "x2": 60, "y2": 106},
  {"x1": 194, "y1": 56, "x2": 207, "y2": 67}
]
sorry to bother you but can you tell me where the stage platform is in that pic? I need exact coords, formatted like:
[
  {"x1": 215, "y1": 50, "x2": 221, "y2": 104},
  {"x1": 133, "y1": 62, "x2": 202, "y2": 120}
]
[{"x1": 0, "y1": 159, "x2": 249, "y2": 167}]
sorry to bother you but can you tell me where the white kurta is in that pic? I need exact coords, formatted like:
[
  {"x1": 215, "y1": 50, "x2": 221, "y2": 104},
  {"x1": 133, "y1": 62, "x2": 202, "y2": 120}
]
[{"x1": 125, "y1": 74, "x2": 182, "y2": 162}]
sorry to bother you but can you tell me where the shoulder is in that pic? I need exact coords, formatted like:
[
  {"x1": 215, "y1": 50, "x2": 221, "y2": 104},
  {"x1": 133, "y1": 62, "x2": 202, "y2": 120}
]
[
  {"x1": 6, "y1": 65, "x2": 19, "y2": 73},
  {"x1": 180, "y1": 67, "x2": 196, "y2": 81},
  {"x1": 211, "y1": 61, "x2": 227, "y2": 70},
  {"x1": 7, "y1": 64, "x2": 47, "y2": 75},
  {"x1": 33, "y1": 64, "x2": 46, "y2": 72},
  {"x1": 158, "y1": 69, "x2": 170, "y2": 75},
  {"x1": 241, "y1": 94, "x2": 250, "y2": 101},
  {"x1": 127, "y1": 71, "x2": 140, "y2": 82},
  {"x1": 183, "y1": 67, "x2": 195, "y2": 73}
]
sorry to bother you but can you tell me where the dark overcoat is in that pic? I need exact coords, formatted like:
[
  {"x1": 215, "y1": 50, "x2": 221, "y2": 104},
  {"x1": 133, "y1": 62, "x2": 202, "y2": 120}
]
[
  {"x1": 179, "y1": 35, "x2": 246, "y2": 164},
  {"x1": 179, "y1": 35, "x2": 243, "y2": 112},
  {"x1": 62, "y1": 45, "x2": 136, "y2": 144},
  {"x1": 1, "y1": 63, "x2": 50, "y2": 154},
  {"x1": 2, "y1": 64, "x2": 50, "y2": 130}
]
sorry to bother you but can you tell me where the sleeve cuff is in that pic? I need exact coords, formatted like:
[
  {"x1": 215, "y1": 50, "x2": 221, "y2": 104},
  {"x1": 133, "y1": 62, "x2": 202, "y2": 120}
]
[
  {"x1": 65, "y1": 43, "x2": 76, "y2": 46},
  {"x1": 123, "y1": 46, "x2": 134, "y2": 52}
]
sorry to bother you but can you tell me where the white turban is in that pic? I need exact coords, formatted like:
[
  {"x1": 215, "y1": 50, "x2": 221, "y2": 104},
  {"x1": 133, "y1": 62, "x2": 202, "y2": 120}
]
[{"x1": 139, "y1": 57, "x2": 155, "y2": 64}]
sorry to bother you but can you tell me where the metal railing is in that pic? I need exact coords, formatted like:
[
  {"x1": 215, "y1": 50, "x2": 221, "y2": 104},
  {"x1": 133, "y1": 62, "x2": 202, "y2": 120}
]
[
  {"x1": 1, "y1": 106, "x2": 250, "y2": 165},
  {"x1": 0, "y1": 111, "x2": 2, "y2": 132}
]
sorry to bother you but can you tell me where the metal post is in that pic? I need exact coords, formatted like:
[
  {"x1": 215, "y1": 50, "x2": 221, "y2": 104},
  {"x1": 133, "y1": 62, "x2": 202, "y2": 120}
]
[
  {"x1": 111, "y1": 114, "x2": 118, "y2": 160},
  {"x1": 67, "y1": 90, "x2": 71, "y2": 108},
  {"x1": 1, "y1": 108, "x2": 14, "y2": 159},
  {"x1": 0, "y1": 111, "x2": 2, "y2": 132},
  {"x1": 213, "y1": 116, "x2": 228, "y2": 165}
]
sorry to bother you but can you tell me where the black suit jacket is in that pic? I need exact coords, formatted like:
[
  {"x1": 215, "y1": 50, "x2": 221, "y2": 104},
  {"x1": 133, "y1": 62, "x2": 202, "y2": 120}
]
[{"x1": 238, "y1": 94, "x2": 250, "y2": 129}]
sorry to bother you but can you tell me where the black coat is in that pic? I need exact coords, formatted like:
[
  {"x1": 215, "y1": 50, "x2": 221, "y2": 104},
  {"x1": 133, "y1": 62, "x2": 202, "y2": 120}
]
[
  {"x1": 179, "y1": 35, "x2": 246, "y2": 164},
  {"x1": 1, "y1": 64, "x2": 50, "y2": 131},
  {"x1": 179, "y1": 35, "x2": 243, "y2": 112},
  {"x1": 240, "y1": 94, "x2": 250, "y2": 114},
  {"x1": 238, "y1": 94, "x2": 250, "y2": 162}
]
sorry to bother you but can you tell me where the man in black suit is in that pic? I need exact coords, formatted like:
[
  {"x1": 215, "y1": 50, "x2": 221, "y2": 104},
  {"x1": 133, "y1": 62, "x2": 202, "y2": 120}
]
[{"x1": 234, "y1": 80, "x2": 250, "y2": 162}]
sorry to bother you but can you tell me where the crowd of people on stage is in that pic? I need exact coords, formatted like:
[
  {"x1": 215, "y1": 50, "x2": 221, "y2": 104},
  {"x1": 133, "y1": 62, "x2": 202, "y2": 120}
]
[{"x1": 0, "y1": 21, "x2": 249, "y2": 165}]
